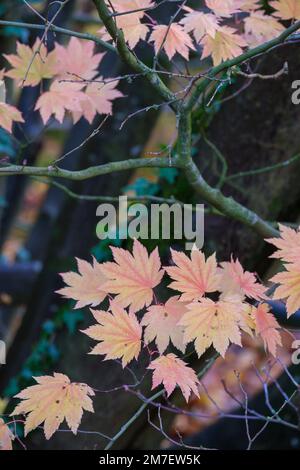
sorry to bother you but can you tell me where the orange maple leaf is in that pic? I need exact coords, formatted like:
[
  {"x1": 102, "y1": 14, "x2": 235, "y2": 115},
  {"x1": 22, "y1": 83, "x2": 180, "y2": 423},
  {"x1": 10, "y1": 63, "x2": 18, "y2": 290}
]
[
  {"x1": 270, "y1": 0, "x2": 300, "y2": 20},
  {"x1": 179, "y1": 297, "x2": 242, "y2": 357},
  {"x1": 266, "y1": 224, "x2": 300, "y2": 265},
  {"x1": 11, "y1": 373, "x2": 94, "y2": 439},
  {"x1": 55, "y1": 37, "x2": 104, "y2": 81},
  {"x1": 101, "y1": 239, "x2": 164, "y2": 312},
  {"x1": 0, "y1": 419, "x2": 14, "y2": 451},
  {"x1": 254, "y1": 303, "x2": 282, "y2": 357},
  {"x1": 57, "y1": 257, "x2": 108, "y2": 309},
  {"x1": 201, "y1": 26, "x2": 247, "y2": 65},
  {"x1": 219, "y1": 258, "x2": 266, "y2": 300},
  {"x1": 141, "y1": 295, "x2": 188, "y2": 354},
  {"x1": 4, "y1": 39, "x2": 57, "y2": 87},
  {"x1": 82, "y1": 301, "x2": 142, "y2": 367},
  {"x1": 35, "y1": 81, "x2": 86, "y2": 124},
  {"x1": 148, "y1": 353, "x2": 200, "y2": 402},
  {"x1": 270, "y1": 264, "x2": 300, "y2": 317},
  {"x1": 72, "y1": 81, "x2": 123, "y2": 124},
  {"x1": 165, "y1": 248, "x2": 220, "y2": 302},
  {"x1": 149, "y1": 23, "x2": 195, "y2": 60}
]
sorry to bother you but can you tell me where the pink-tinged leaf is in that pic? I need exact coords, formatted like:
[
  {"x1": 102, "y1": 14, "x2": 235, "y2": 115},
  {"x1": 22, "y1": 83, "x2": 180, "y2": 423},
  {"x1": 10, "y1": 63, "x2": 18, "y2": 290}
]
[
  {"x1": 72, "y1": 80, "x2": 123, "y2": 124},
  {"x1": 55, "y1": 37, "x2": 105, "y2": 81},
  {"x1": 0, "y1": 103, "x2": 24, "y2": 134},
  {"x1": 82, "y1": 301, "x2": 142, "y2": 367},
  {"x1": 4, "y1": 39, "x2": 57, "y2": 87},
  {"x1": 35, "y1": 81, "x2": 86, "y2": 124},
  {"x1": 254, "y1": 303, "x2": 282, "y2": 357},
  {"x1": 165, "y1": 248, "x2": 220, "y2": 302},
  {"x1": 0, "y1": 419, "x2": 14, "y2": 450},
  {"x1": 56, "y1": 257, "x2": 108, "y2": 309},
  {"x1": 11, "y1": 373, "x2": 94, "y2": 439},
  {"x1": 201, "y1": 26, "x2": 247, "y2": 66},
  {"x1": 148, "y1": 353, "x2": 200, "y2": 402},
  {"x1": 266, "y1": 224, "x2": 300, "y2": 265},
  {"x1": 101, "y1": 239, "x2": 164, "y2": 312},
  {"x1": 141, "y1": 295, "x2": 188, "y2": 354},
  {"x1": 270, "y1": 0, "x2": 300, "y2": 20},
  {"x1": 219, "y1": 258, "x2": 266, "y2": 300},
  {"x1": 101, "y1": 0, "x2": 153, "y2": 48},
  {"x1": 206, "y1": 0, "x2": 239, "y2": 17},
  {"x1": 244, "y1": 12, "x2": 284, "y2": 46},
  {"x1": 270, "y1": 264, "x2": 300, "y2": 317},
  {"x1": 149, "y1": 23, "x2": 195, "y2": 60},
  {"x1": 179, "y1": 298, "x2": 242, "y2": 357},
  {"x1": 181, "y1": 11, "x2": 220, "y2": 42}
]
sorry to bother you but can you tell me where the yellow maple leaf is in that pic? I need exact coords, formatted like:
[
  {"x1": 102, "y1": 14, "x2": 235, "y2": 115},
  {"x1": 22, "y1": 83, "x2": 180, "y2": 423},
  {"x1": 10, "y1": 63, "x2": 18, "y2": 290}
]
[
  {"x1": 201, "y1": 26, "x2": 247, "y2": 65},
  {"x1": 4, "y1": 39, "x2": 57, "y2": 87},
  {"x1": 270, "y1": 0, "x2": 300, "y2": 20},
  {"x1": 11, "y1": 373, "x2": 94, "y2": 439},
  {"x1": 179, "y1": 297, "x2": 242, "y2": 357},
  {"x1": 148, "y1": 353, "x2": 200, "y2": 402},
  {"x1": 57, "y1": 257, "x2": 108, "y2": 309},
  {"x1": 141, "y1": 295, "x2": 188, "y2": 354},
  {"x1": 101, "y1": 239, "x2": 164, "y2": 313},
  {"x1": 165, "y1": 248, "x2": 220, "y2": 302},
  {"x1": 271, "y1": 264, "x2": 300, "y2": 317},
  {"x1": 82, "y1": 301, "x2": 142, "y2": 367},
  {"x1": 266, "y1": 223, "x2": 300, "y2": 265}
]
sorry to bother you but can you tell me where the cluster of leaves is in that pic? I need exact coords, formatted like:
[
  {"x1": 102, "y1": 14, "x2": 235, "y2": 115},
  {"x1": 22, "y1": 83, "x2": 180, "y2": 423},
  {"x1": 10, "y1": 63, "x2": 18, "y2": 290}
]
[
  {"x1": 0, "y1": 0, "x2": 299, "y2": 134},
  {"x1": 100, "y1": 0, "x2": 296, "y2": 64},
  {"x1": 0, "y1": 37, "x2": 123, "y2": 132},
  {"x1": 6, "y1": 224, "x2": 300, "y2": 446}
]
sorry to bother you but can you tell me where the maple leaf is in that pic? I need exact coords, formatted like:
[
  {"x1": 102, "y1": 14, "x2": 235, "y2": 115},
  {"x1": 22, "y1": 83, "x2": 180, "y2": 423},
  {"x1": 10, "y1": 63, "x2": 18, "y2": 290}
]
[
  {"x1": 234, "y1": 0, "x2": 260, "y2": 11},
  {"x1": 149, "y1": 23, "x2": 195, "y2": 60},
  {"x1": 270, "y1": 264, "x2": 300, "y2": 317},
  {"x1": 56, "y1": 257, "x2": 108, "y2": 309},
  {"x1": 179, "y1": 298, "x2": 242, "y2": 357},
  {"x1": 141, "y1": 295, "x2": 188, "y2": 354},
  {"x1": 82, "y1": 301, "x2": 142, "y2": 367},
  {"x1": 0, "y1": 419, "x2": 14, "y2": 451},
  {"x1": 270, "y1": 0, "x2": 300, "y2": 20},
  {"x1": 102, "y1": 0, "x2": 153, "y2": 48},
  {"x1": 55, "y1": 37, "x2": 104, "y2": 81},
  {"x1": 35, "y1": 80, "x2": 86, "y2": 124},
  {"x1": 72, "y1": 80, "x2": 123, "y2": 124},
  {"x1": 219, "y1": 258, "x2": 266, "y2": 300},
  {"x1": 165, "y1": 248, "x2": 220, "y2": 302},
  {"x1": 201, "y1": 26, "x2": 247, "y2": 66},
  {"x1": 206, "y1": 0, "x2": 239, "y2": 17},
  {"x1": 101, "y1": 239, "x2": 164, "y2": 312},
  {"x1": 0, "y1": 102, "x2": 24, "y2": 134},
  {"x1": 4, "y1": 39, "x2": 57, "y2": 87},
  {"x1": 148, "y1": 353, "x2": 200, "y2": 402},
  {"x1": 266, "y1": 224, "x2": 300, "y2": 265},
  {"x1": 254, "y1": 303, "x2": 282, "y2": 357},
  {"x1": 181, "y1": 11, "x2": 220, "y2": 43},
  {"x1": 11, "y1": 373, "x2": 94, "y2": 439},
  {"x1": 244, "y1": 12, "x2": 284, "y2": 46}
]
